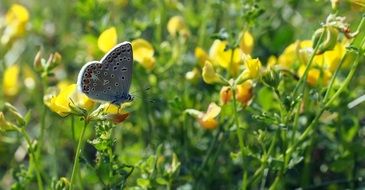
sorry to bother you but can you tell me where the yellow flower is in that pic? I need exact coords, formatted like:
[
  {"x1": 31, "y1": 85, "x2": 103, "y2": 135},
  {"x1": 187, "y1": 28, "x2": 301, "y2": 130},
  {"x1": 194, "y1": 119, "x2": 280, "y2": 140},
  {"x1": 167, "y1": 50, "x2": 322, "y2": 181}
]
[
  {"x1": 195, "y1": 47, "x2": 209, "y2": 67},
  {"x1": 131, "y1": 38, "x2": 156, "y2": 70},
  {"x1": 220, "y1": 86, "x2": 232, "y2": 105},
  {"x1": 236, "y1": 80, "x2": 253, "y2": 106},
  {"x1": 1, "y1": 4, "x2": 29, "y2": 44},
  {"x1": 44, "y1": 84, "x2": 95, "y2": 116},
  {"x1": 202, "y1": 61, "x2": 223, "y2": 84},
  {"x1": 298, "y1": 66, "x2": 332, "y2": 86},
  {"x1": 167, "y1": 16, "x2": 190, "y2": 38},
  {"x1": 186, "y1": 103, "x2": 221, "y2": 129},
  {"x1": 239, "y1": 31, "x2": 254, "y2": 54},
  {"x1": 323, "y1": 42, "x2": 345, "y2": 72},
  {"x1": 209, "y1": 40, "x2": 243, "y2": 76},
  {"x1": 236, "y1": 56, "x2": 262, "y2": 83},
  {"x1": 98, "y1": 27, "x2": 117, "y2": 53},
  {"x1": 267, "y1": 55, "x2": 277, "y2": 69},
  {"x1": 5, "y1": 4, "x2": 29, "y2": 25},
  {"x1": 3, "y1": 64, "x2": 20, "y2": 97}
]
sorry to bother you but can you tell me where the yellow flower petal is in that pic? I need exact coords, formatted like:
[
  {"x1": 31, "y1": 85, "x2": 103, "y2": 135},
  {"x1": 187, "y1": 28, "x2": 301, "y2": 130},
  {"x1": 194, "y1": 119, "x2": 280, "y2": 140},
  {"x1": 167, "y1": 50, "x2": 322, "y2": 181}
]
[
  {"x1": 131, "y1": 38, "x2": 155, "y2": 70},
  {"x1": 209, "y1": 40, "x2": 242, "y2": 75},
  {"x1": 195, "y1": 47, "x2": 209, "y2": 67},
  {"x1": 167, "y1": 16, "x2": 189, "y2": 37},
  {"x1": 5, "y1": 4, "x2": 29, "y2": 24},
  {"x1": 103, "y1": 103, "x2": 128, "y2": 114},
  {"x1": 202, "y1": 61, "x2": 221, "y2": 84},
  {"x1": 323, "y1": 43, "x2": 345, "y2": 72},
  {"x1": 239, "y1": 31, "x2": 254, "y2": 54},
  {"x1": 245, "y1": 57, "x2": 262, "y2": 79},
  {"x1": 98, "y1": 27, "x2": 117, "y2": 53},
  {"x1": 202, "y1": 102, "x2": 221, "y2": 121},
  {"x1": 267, "y1": 55, "x2": 277, "y2": 69},
  {"x1": 45, "y1": 84, "x2": 95, "y2": 116},
  {"x1": 3, "y1": 64, "x2": 20, "y2": 97}
]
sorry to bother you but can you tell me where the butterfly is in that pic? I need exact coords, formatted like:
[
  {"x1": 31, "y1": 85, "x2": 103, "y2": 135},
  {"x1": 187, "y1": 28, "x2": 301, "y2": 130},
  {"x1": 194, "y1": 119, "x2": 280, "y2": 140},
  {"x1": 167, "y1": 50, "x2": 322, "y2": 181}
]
[{"x1": 77, "y1": 41, "x2": 134, "y2": 105}]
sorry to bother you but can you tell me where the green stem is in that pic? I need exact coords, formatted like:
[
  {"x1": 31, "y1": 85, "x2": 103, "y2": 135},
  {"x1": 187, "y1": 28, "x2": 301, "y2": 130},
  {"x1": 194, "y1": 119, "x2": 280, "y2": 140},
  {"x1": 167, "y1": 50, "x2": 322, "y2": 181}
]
[
  {"x1": 291, "y1": 32, "x2": 324, "y2": 97},
  {"x1": 69, "y1": 120, "x2": 88, "y2": 190},
  {"x1": 286, "y1": 50, "x2": 361, "y2": 158},
  {"x1": 249, "y1": 126, "x2": 279, "y2": 185},
  {"x1": 231, "y1": 85, "x2": 247, "y2": 190},
  {"x1": 20, "y1": 127, "x2": 44, "y2": 190}
]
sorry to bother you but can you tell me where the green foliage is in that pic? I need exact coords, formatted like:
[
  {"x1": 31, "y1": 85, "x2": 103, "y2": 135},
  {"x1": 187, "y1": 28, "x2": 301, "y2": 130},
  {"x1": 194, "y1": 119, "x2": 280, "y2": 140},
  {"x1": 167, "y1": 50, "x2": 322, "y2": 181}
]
[{"x1": 0, "y1": 0, "x2": 365, "y2": 190}]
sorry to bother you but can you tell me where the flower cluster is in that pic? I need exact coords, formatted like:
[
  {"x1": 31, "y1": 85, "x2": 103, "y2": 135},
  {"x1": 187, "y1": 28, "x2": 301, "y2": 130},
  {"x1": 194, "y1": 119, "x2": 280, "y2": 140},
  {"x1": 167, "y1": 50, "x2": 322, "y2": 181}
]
[{"x1": 186, "y1": 31, "x2": 262, "y2": 129}]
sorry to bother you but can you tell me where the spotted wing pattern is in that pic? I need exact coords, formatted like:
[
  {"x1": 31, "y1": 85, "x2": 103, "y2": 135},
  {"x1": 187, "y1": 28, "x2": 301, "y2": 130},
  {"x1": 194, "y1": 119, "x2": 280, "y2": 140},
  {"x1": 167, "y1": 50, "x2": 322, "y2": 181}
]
[{"x1": 77, "y1": 42, "x2": 133, "y2": 104}]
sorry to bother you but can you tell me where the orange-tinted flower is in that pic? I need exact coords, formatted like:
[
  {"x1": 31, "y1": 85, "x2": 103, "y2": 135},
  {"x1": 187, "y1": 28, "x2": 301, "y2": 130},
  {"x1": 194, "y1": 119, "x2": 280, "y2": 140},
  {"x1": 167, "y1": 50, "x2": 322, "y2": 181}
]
[
  {"x1": 236, "y1": 80, "x2": 253, "y2": 106},
  {"x1": 220, "y1": 86, "x2": 232, "y2": 105},
  {"x1": 185, "y1": 103, "x2": 221, "y2": 129}
]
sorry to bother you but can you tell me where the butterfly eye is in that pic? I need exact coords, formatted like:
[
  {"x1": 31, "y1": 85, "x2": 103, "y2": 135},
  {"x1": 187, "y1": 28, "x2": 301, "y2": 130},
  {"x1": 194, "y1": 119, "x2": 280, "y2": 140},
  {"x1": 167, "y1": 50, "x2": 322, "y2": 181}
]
[
  {"x1": 115, "y1": 83, "x2": 119, "y2": 86},
  {"x1": 121, "y1": 76, "x2": 125, "y2": 80},
  {"x1": 113, "y1": 66, "x2": 118, "y2": 70},
  {"x1": 111, "y1": 74, "x2": 115, "y2": 78}
]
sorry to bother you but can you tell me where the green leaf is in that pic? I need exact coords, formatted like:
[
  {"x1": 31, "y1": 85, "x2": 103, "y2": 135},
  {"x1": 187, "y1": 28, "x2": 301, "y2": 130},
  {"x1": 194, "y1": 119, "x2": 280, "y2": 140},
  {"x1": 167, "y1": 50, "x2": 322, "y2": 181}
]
[
  {"x1": 137, "y1": 178, "x2": 151, "y2": 189},
  {"x1": 257, "y1": 87, "x2": 274, "y2": 110},
  {"x1": 156, "y1": 177, "x2": 169, "y2": 185}
]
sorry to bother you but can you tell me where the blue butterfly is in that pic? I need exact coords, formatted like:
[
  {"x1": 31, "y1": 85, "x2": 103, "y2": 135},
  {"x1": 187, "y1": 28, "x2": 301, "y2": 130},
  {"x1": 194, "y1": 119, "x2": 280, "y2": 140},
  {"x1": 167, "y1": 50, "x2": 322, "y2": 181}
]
[{"x1": 77, "y1": 41, "x2": 134, "y2": 105}]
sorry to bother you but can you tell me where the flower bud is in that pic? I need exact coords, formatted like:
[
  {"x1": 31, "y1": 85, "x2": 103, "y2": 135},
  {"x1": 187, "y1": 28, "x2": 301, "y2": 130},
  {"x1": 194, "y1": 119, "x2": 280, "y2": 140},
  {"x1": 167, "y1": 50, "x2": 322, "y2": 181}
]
[
  {"x1": 312, "y1": 26, "x2": 339, "y2": 54},
  {"x1": 261, "y1": 69, "x2": 281, "y2": 89},
  {"x1": 236, "y1": 80, "x2": 253, "y2": 107},
  {"x1": 33, "y1": 50, "x2": 43, "y2": 71},
  {"x1": 0, "y1": 112, "x2": 18, "y2": 132},
  {"x1": 220, "y1": 86, "x2": 232, "y2": 105},
  {"x1": 4, "y1": 103, "x2": 25, "y2": 126}
]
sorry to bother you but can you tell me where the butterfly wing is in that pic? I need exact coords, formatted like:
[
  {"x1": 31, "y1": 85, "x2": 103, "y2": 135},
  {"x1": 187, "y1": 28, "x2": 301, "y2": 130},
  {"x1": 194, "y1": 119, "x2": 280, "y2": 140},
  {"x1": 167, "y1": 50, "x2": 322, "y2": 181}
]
[
  {"x1": 100, "y1": 42, "x2": 133, "y2": 99},
  {"x1": 77, "y1": 61, "x2": 117, "y2": 102},
  {"x1": 77, "y1": 41, "x2": 133, "y2": 104}
]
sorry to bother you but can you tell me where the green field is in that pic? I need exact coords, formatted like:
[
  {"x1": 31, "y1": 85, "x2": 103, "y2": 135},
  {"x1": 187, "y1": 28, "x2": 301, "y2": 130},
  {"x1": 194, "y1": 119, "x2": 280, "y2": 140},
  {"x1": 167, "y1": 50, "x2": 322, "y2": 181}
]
[{"x1": 1, "y1": 0, "x2": 365, "y2": 189}]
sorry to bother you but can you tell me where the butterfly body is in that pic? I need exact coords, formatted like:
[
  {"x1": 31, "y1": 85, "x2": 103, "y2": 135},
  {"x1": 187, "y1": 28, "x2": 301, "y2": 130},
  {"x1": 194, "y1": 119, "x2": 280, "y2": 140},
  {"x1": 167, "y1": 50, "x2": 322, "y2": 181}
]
[{"x1": 77, "y1": 41, "x2": 134, "y2": 105}]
